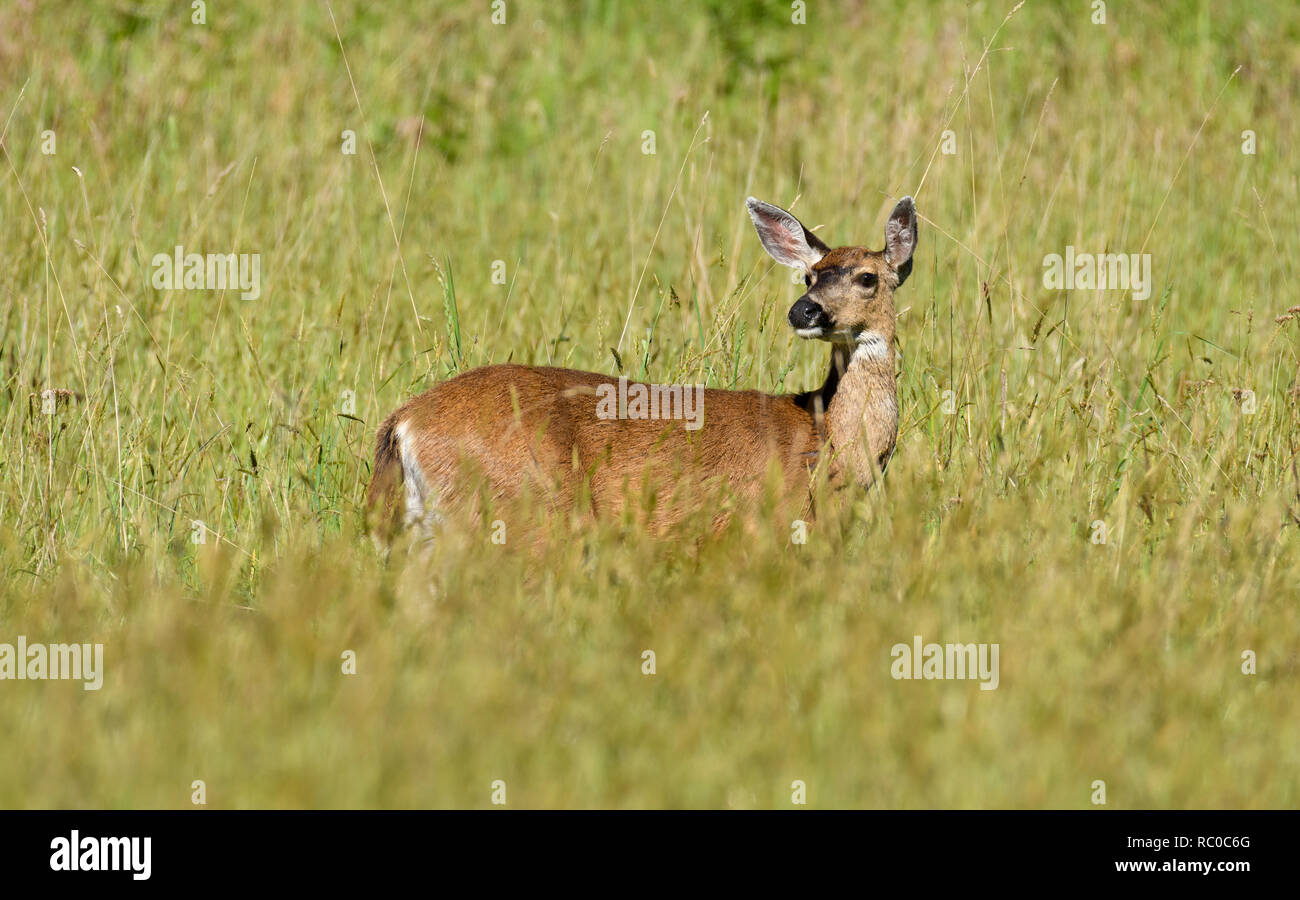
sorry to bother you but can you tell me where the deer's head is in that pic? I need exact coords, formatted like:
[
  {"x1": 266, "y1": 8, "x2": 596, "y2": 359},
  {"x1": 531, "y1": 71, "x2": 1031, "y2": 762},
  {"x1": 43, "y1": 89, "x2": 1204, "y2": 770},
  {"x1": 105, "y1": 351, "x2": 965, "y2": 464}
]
[{"x1": 747, "y1": 196, "x2": 917, "y2": 353}]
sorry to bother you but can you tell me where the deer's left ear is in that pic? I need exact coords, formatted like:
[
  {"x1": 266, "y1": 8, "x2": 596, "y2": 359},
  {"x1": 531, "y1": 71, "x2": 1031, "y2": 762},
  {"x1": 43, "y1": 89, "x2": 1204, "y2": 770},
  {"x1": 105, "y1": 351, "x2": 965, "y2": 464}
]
[{"x1": 884, "y1": 196, "x2": 918, "y2": 285}]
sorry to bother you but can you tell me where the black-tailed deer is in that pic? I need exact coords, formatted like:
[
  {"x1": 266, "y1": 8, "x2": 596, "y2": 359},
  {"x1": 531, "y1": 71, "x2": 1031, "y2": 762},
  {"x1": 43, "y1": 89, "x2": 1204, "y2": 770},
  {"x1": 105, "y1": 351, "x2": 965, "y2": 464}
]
[{"x1": 368, "y1": 196, "x2": 917, "y2": 537}]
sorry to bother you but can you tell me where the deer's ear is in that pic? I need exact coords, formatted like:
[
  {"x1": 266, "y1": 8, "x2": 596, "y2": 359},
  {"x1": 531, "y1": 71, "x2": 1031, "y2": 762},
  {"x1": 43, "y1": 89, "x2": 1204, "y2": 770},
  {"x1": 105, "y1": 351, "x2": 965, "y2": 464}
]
[
  {"x1": 884, "y1": 196, "x2": 918, "y2": 285},
  {"x1": 746, "y1": 198, "x2": 829, "y2": 270}
]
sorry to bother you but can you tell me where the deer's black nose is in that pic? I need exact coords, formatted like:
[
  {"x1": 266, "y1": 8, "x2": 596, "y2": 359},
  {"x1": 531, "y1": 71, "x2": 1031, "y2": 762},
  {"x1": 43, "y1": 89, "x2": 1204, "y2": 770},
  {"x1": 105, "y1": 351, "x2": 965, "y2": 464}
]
[{"x1": 788, "y1": 297, "x2": 831, "y2": 330}]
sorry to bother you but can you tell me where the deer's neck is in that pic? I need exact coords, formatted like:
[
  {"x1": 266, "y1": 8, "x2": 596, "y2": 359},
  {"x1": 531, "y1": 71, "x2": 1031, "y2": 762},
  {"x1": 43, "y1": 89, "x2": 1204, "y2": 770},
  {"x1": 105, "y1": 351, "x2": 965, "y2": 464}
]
[{"x1": 811, "y1": 334, "x2": 898, "y2": 485}]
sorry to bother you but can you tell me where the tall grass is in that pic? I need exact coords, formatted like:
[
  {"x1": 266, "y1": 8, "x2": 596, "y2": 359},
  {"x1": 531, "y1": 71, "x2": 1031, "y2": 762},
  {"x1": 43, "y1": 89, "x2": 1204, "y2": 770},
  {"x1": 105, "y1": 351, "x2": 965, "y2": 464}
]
[{"x1": 0, "y1": 0, "x2": 1297, "y2": 807}]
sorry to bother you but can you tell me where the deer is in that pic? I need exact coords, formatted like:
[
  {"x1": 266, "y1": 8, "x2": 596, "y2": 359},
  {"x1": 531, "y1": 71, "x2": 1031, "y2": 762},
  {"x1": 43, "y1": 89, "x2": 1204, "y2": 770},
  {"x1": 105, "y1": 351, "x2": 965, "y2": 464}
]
[{"x1": 366, "y1": 195, "x2": 918, "y2": 539}]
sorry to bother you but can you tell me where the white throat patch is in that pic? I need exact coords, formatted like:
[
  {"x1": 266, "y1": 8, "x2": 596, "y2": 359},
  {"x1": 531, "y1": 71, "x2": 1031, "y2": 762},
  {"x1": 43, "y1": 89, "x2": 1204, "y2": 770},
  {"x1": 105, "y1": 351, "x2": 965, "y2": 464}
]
[{"x1": 853, "y1": 331, "x2": 890, "y2": 362}]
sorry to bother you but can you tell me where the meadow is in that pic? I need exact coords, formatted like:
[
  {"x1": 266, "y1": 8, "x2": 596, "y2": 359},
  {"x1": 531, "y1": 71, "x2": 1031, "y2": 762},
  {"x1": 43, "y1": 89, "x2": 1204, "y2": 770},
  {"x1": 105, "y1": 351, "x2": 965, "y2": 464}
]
[{"x1": 0, "y1": 0, "x2": 1297, "y2": 808}]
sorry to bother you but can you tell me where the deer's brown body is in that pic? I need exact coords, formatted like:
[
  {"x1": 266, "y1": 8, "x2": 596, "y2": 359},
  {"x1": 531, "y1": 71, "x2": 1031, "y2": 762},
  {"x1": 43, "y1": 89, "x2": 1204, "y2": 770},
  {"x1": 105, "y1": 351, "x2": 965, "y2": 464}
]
[{"x1": 367, "y1": 196, "x2": 917, "y2": 537}]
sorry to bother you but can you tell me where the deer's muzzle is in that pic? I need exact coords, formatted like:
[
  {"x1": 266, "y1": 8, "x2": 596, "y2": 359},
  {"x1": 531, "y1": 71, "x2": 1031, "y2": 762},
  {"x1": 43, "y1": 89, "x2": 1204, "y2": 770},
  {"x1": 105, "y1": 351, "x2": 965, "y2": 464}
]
[{"x1": 788, "y1": 297, "x2": 831, "y2": 334}]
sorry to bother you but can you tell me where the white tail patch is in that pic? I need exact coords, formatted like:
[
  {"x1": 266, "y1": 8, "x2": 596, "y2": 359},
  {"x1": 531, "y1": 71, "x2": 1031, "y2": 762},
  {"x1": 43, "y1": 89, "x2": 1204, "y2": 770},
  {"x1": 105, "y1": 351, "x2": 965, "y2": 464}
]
[{"x1": 394, "y1": 420, "x2": 434, "y2": 535}]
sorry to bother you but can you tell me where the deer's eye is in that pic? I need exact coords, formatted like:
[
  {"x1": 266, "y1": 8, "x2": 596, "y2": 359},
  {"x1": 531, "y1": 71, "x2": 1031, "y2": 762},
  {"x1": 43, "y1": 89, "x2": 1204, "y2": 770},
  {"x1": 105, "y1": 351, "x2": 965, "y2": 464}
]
[{"x1": 859, "y1": 272, "x2": 878, "y2": 288}]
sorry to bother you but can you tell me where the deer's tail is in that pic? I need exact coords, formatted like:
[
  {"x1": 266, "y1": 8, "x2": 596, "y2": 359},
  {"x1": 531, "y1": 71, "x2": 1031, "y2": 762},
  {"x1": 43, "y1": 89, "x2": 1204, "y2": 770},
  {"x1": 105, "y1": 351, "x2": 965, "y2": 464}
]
[{"x1": 366, "y1": 414, "x2": 404, "y2": 541}]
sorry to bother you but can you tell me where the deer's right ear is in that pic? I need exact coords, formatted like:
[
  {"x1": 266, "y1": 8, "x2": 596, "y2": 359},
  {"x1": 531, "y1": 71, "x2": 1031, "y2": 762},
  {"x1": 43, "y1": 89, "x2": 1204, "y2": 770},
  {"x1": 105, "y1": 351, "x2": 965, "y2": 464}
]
[{"x1": 746, "y1": 198, "x2": 829, "y2": 270}]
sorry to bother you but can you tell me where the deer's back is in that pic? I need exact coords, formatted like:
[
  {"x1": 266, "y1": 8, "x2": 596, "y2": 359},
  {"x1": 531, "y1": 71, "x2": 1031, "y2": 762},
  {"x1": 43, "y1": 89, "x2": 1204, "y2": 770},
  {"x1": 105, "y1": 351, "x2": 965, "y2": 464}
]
[{"x1": 385, "y1": 363, "x2": 820, "y2": 523}]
